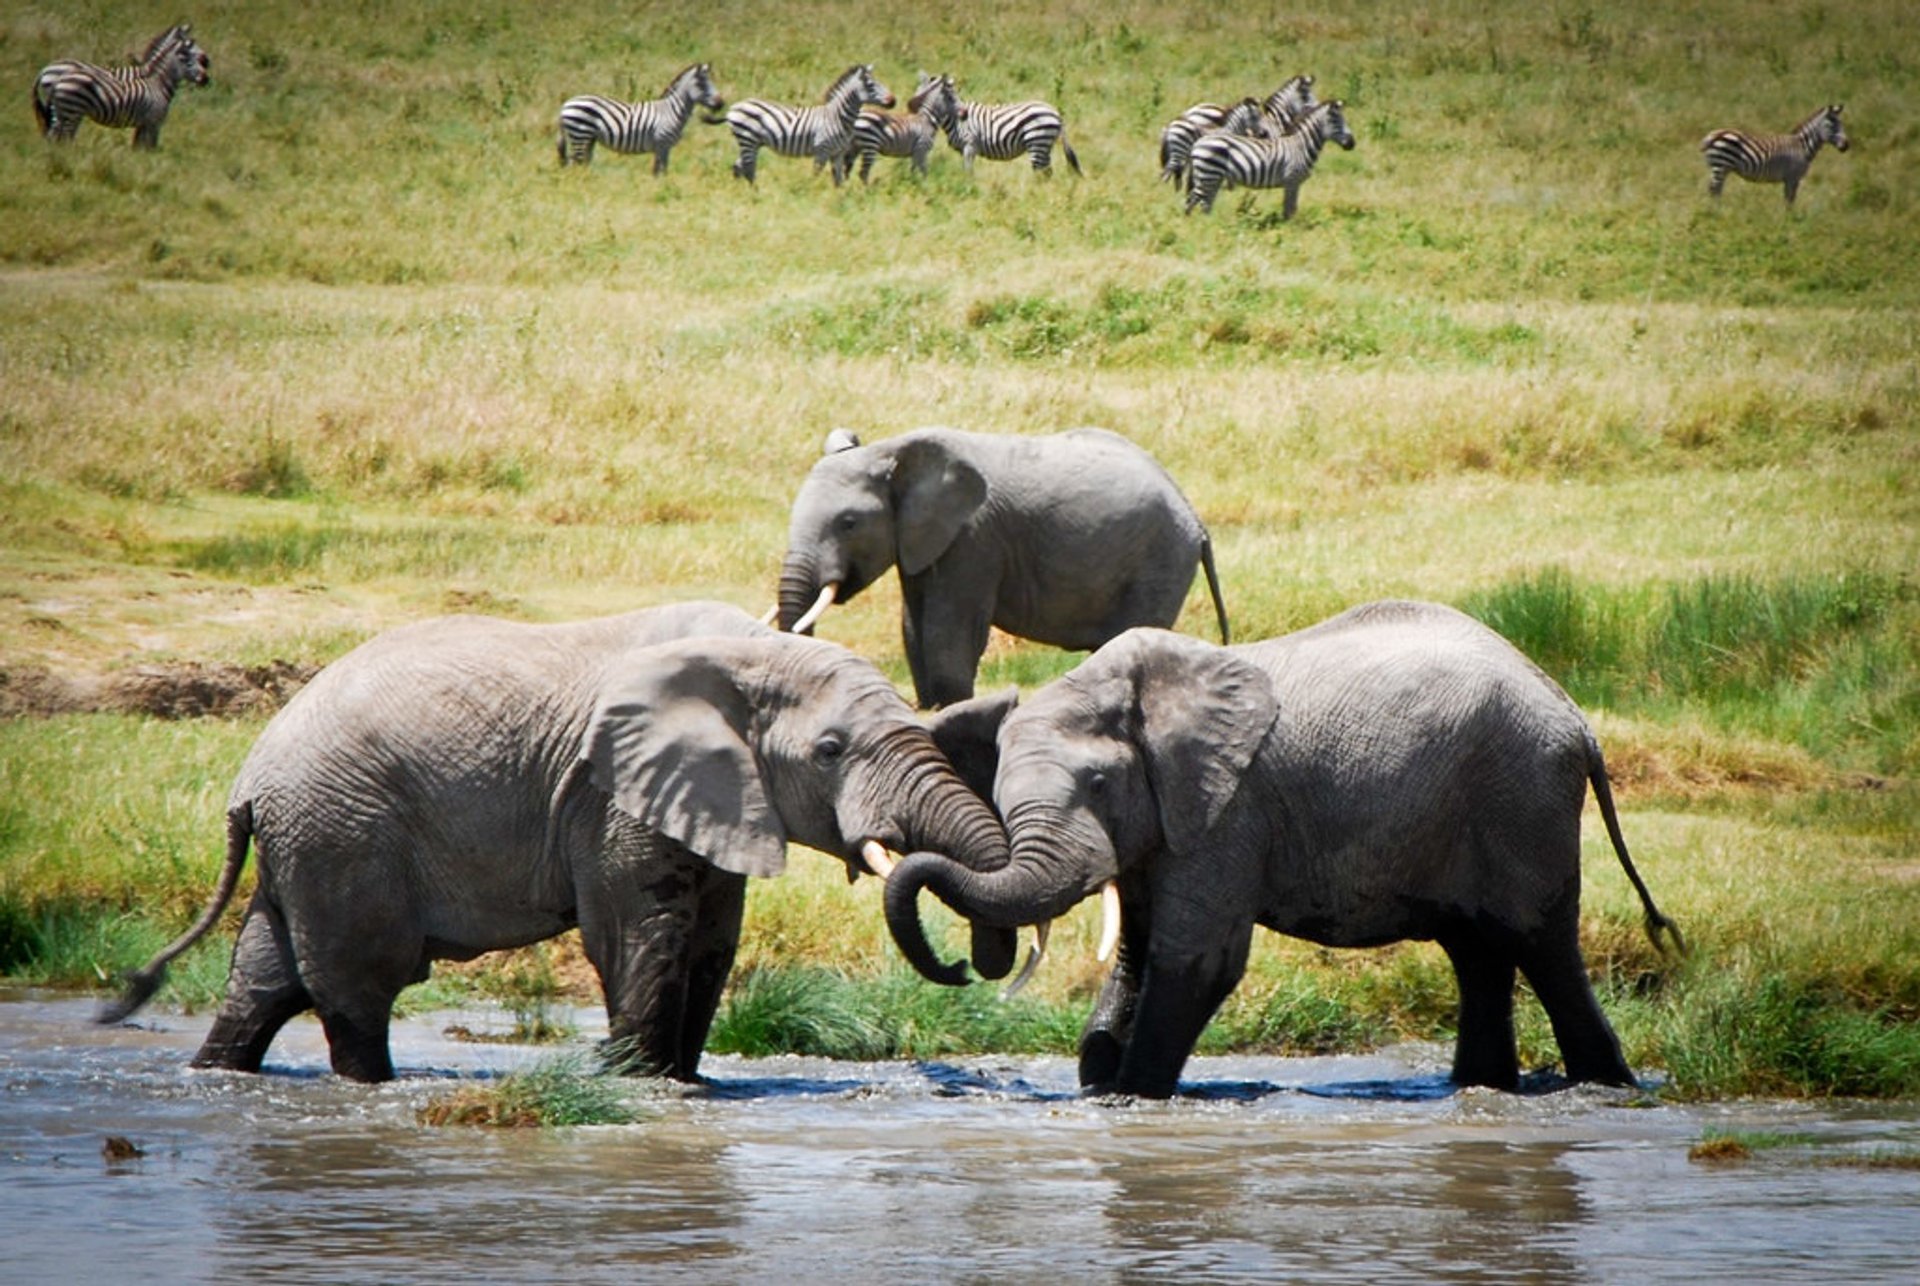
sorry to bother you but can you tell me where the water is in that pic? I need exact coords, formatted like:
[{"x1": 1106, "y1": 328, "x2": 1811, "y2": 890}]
[{"x1": 3, "y1": 989, "x2": 1916, "y2": 1284}]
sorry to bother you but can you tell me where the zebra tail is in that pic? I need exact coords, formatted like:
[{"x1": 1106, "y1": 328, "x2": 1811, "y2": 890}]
[
  {"x1": 1062, "y1": 137, "x2": 1082, "y2": 176},
  {"x1": 33, "y1": 83, "x2": 52, "y2": 136}
]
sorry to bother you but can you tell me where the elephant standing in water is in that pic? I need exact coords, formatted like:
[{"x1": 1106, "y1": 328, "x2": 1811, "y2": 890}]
[
  {"x1": 775, "y1": 427, "x2": 1230, "y2": 709},
  {"x1": 885, "y1": 601, "x2": 1683, "y2": 1098},
  {"x1": 102, "y1": 602, "x2": 1011, "y2": 1082}
]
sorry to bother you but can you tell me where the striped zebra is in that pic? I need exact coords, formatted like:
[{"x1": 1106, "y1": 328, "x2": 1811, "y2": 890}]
[
  {"x1": 850, "y1": 72, "x2": 959, "y2": 182},
  {"x1": 33, "y1": 23, "x2": 210, "y2": 149},
  {"x1": 915, "y1": 75, "x2": 1080, "y2": 176},
  {"x1": 725, "y1": 64, "x2": 894, "y2": 186},
  {"x1": 1157, "y1": 74, "x2": 1317, "y2": 185},
  {"x1": 556, "y1": 63, "x2": 726, "y2": 171},
  {"x1": 1185, "y1": 99, "x2": 1354, "y2": 217},
  {"x1": 1701, "y1": 104, "x2": 1849, "y2": 206}
]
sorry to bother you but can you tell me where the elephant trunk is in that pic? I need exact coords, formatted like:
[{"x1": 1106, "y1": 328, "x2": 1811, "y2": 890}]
[
  {"x1": 884, "y1": 807, "x2": 1096, "y2": 986},
  {"x1": 867, "y1": 728, "x2": 1017, "y2": 979},
  {"x1": 776, "y1": 559, "x2": 835, "y2": 635}
]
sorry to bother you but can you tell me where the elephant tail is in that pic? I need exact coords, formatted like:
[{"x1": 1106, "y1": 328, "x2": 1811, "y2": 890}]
[
  {"x1": 1199, "y1": 530, "x2": 1231, "y2": 645},
  {"x1": 96, "y1": 801, "x2": 255, "y2": 1025},
  {"x1": 1586, "y1": 742, "x2": 1686, "y2": 957}
]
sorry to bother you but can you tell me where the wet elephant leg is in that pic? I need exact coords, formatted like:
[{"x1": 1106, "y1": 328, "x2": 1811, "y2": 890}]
[
  {"x1": 193, "y1": 889, "x2": 313, "y2": 1073},
  {"x1": 1079, "y1": 898, "x2": 1150, "y2": 1090},
  {"x1": 1112, "y1": 922, "x2": 1252, "y2": 1099},
  {"x1": 578, "y1": 836, "x2": 700, "y2": 1078},
  {"x1": 1519, "y1": 927, "x2": 1636, "y2": 1087},
  {"x1": 677, "y1": 867, "x2": 747, "y2": 1080},
  {"x1": 1439, "y1": 934, "x2": 1520, "y2": 1090}
]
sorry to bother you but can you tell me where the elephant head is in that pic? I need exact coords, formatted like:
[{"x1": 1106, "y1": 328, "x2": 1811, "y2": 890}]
[
  {"x1": 586, "y1": 632, "x2": 1019, "y2": 977},
  {"x1": 884, "y1": 630, "x2": 1276, "y2": 984},
  {"x1": 776, "y1": 429, "x2": 987, "y2": 635}
]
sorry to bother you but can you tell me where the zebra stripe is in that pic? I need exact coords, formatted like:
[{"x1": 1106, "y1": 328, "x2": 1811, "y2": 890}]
[
  {"x1": 851, "y1": 72, "x2": 958, "y2": 182},
  {"x1": 556, "y1": 63, "x2": 726, "y2": 171},
  {"x1": 916, "y1": 76, "x2": 1079, "y2": 176},
  {"x1": 1158, "y1": 74, "x2": 1316, "y2": 185},
  {"x1": 1184, "y1": 99, "x2": 1355, "y2": 217},
  {"x1": 1701, "y1": 104, "x2": 1849, "y2": 206},
  {"x1": 33, "y1": 23, "x2": 210, "y2": 149},
  {"x1": 725, "y1": 64, "x2": 895, "y2": 186}
]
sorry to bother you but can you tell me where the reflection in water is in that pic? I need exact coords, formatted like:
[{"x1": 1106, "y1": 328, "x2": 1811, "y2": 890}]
[{"x1": 4, "y1": 993, "x2": 1918, "y2": 1284}]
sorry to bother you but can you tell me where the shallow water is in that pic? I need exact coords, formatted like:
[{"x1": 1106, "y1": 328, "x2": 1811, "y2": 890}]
[{"x1": 3, "y1": 990, "x2": 1916, "y2": 1284}]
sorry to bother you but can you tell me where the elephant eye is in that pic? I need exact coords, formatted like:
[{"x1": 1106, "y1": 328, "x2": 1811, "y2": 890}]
[
  {"x1": 814, "y1": 732, "x2": 848, "y2": 763},
  {"x1": 833, "y1": 513, "x2": 859, "y2": 533},
  {"x1": 1087, "y1": 771, "x2": 1109, "y2": 799}
]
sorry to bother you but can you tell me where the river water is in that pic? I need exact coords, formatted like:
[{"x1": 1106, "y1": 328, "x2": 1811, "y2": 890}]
[{"x1": 3, "y1": 989, "x2": 1915, "y2": 1284}]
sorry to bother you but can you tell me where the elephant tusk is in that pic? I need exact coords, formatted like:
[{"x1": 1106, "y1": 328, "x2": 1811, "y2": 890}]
[
  {"x1": 758, "y1": 604, "x2": 778, "y2": 626},
  {"x1": 999, "y1": 921, "x2": 1051, "y2": 1001},
  {"x1": 860, "y1": 840, "x2": 898, "y2": 879},
  {"x1": 790, "y1": 583, "x2": 837, "y2": 634},
  {"x1": 1095, "y1": 881, "x2": 1121, "y2": 963}
]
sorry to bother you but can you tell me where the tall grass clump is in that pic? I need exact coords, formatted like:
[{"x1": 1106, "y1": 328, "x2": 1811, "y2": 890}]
[{"x1": 419, "y1": 1053, "x2": 640, "y2": 1127}]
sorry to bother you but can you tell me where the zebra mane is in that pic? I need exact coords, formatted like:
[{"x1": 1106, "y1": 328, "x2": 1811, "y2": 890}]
[
  {"x1": 136, "y1": 24, "x2": 193, "y2": 68},
  {"x1": 666, "y1": 63, "x2": 706, "y2": 94},
  {"x1": 823, "y1": 64, "x2": 871, "y2": 101}
]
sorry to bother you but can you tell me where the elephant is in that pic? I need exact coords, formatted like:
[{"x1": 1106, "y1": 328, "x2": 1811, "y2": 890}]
[
  {"x1": 884, "y1": 600, "x2": 1684, "y2": 1098},
  {"x1": 774, "y1": 426, "x2": 1230, "y2": 709},
  {"x1": 100, "y1": 601, "x2": 1012, "y2": 1083}
]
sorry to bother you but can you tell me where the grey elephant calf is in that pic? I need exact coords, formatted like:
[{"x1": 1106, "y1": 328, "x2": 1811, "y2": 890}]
[
  {"x1": 775, "y1": 426, "x2": 1230, "y2": 709},
  {"x1": 102, "y1": 601, "x2": 1010, "y2": 1082},
  {"x1": 887, "y1": 600, "x2": 1683, "y2": 1098}
]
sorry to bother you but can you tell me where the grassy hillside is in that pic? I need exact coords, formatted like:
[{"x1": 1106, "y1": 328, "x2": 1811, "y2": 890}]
[{"x1": 2, "y1": 0, "x2": 1915, "y2": 1096}]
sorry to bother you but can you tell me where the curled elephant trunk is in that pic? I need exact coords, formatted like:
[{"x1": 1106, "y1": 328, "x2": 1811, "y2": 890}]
[{"x1": 883, "y1": 830, "x2": 1094, "y2": 986}]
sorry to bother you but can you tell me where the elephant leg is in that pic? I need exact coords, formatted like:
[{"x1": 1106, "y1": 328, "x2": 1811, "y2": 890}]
[
  {"x1": 291, "y1": 875, "x2": 423, "y2": 1083},
  {"x1": 1112, "y1": 922, "x2": 1252, "y2": 1099},
  {"x1": 1518, "y1": 924, "x2": 1636, "y2": 1087},
  {"x1": 901, "y1": 575, "x2": 991, "y2": 709},
  {"x1": 193, "y1": 889, "x2": 313, "y2": 1073},
  {"x1": 1078, "y1": 947, "x2": 1141, "y2": 1091},
  {"x1": 676, "y1": 868, "x2": 747, "y2": 1079},
  {"x1": 578, "y1": 837, "x2": 701, "y2": 1079},
  {"x1": 1439, "y1": 934, "x2": 1520, "y2": 1090}
]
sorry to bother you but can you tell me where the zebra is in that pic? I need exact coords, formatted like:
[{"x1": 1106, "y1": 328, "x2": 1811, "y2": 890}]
[
  {"x1": 33, "y1": 23, "x2": 210, "y2": 149},
  {"x1": 1185, "y1": 98, "x2": 1354, "y2": 217},
  {"x1": 914, "y1": 74, "x2": 1080, "y2": 176},
  {"x1": 1701, "y1": 104, "x2": 1849, "y2": 206},
  {"x1": 724, "y1": 64, "x2": 895, "y2": 186},
  {"x1": 1157, "y1": 74, "x2": 1316, "y2": 185},
  {"x1": 849, "y1": 72, "x2": 959, "y2": 182},
  {"x1": 556, "y1": 63, "x2": 726, "y2": 171}
]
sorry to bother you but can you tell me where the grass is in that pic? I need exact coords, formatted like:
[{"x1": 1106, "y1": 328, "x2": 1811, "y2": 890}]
[
  {"x1": 2, "y1": 0, "x2": 1917, "y2": 1098},
  {"x1": 418, "y1": 1053, "x2": 641, "y2": 1128}
]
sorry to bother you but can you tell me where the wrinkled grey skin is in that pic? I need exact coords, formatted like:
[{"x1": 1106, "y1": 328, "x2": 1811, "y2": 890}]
[
  {"x1": 777, "y1": 427, "x2": 1229, "y2": 709},
  {"x1": 102, "y1": 602, "x2": 1010, "y2": 1083},
  {"x1": 887, "y1": 601, "x2": 1681, "y2": 1098}
]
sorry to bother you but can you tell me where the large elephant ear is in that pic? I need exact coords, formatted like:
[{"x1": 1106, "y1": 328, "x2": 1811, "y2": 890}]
[
  {"x1": 892, "y1": 434, "x2": 987, "y2": 576},
  {"x1": 1123, "y1": 629, "x2": 1277, "y2": 853},
  {"x1": 582, "y1": 644, "x2": 788, "y2": 878},
  {"x1": 927, "y1": 686, "x2": 1018, "y2": 801}
]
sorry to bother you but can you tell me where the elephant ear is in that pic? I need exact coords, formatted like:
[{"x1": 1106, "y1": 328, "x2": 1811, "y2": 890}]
[
  {"x1": 926, "y1": 686, "x2": 1018, "y2": 802},
  {"x1": 891, "y1": 434, "x2": 987, "y2": 576},
  {"x1": 1123, "y1": 629, "x2": 1277, "y2": 854},
  {"x1": 582, "y1": 643, "x2": 788, "y2": 878}
]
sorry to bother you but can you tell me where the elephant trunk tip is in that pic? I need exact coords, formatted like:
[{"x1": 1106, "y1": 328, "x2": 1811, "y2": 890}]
[{"x1": 883, "y1": 851, "x2": 971, "y2": 986}]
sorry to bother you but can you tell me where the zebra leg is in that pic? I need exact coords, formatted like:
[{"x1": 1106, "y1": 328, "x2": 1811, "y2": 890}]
[
  {"x1": 1283, "y1": 183, "x2": 1301, "y2": 220},
  {"x1": 1783, "y1": 177, "x2": 1799, "y2": 206},
  {"x1": 133, "y1": 122, "x2": 161, "y2": 150},
  {"x1": 1706, "y1": 167, "x2": 1726, "y2": 197},
  {"x1": 653, "y1": 148, "x2": 669, "y2": 176},
  {"x1": 732, "y1": 143, "x2": 757, "y2": 183}
]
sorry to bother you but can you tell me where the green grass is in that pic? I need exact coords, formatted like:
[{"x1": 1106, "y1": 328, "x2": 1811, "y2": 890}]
[
  {"x1": 3, "y1": 0, "x2": 1917, "y2": 1099},
  {"x1": 418, "y1": 1053, "x2": 641, "y2": 1128}
]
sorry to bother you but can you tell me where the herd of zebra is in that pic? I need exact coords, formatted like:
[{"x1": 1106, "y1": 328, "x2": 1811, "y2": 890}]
[{"x1": 34, "y1": 25, "x2": 1853, "y2": 211}]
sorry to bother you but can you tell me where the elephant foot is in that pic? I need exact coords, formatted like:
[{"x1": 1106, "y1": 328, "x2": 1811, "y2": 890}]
[{"x1": 1078, "y1": 1030, "x2": 1124, "y2": 1089}]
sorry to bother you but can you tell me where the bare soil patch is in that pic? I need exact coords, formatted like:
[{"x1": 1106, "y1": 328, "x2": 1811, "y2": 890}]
[{"x1": 0, "y1": 660, "x2": 317, "y2": 720}]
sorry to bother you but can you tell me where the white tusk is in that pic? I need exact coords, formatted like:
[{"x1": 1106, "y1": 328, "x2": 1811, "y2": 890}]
[
  {"x1": 860, "y1": 840, "x2": 897, "y2": 879},
  {"x1": 1096, "y1": 881, "x2": 1122, "y2": 963},
  {"x1": 999, "y1": 921, "x2": 1051, "y2": 1000},
  {"x1": 790, "y1": 583, "x2": 838, "y2": 634},
  {"x1": 758, "y1": 604, "x2": 779, "y2": 626}
]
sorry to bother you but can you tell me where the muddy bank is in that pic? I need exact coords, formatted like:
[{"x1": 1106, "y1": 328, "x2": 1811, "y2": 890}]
[{"x1": 0, "y1": 660, "x2": 316, "y2": 719}]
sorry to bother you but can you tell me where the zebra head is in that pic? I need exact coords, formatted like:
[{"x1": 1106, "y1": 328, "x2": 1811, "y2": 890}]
[
  {"x1": 1817, "y1": 103, "x2": 1849, "y2": 152},
  {"x1": 830, "y1": 64, "x2": 895, "y2": 111},
  {"x1": 1311, "y1": 100, "x2": 1356, "y2": 151},
  {"x1": 673, "y1": 62, "x2": 725, "y2": 114},
  {"x1": 1262, "y1": 74, "x2": 1316, "y2": 127},
  {"x1": 909, "y1": 72, "x2": 961, "y2": 130},
  {"x1": 162, "y1": 27, "x2": 211, "y2": 88}
]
